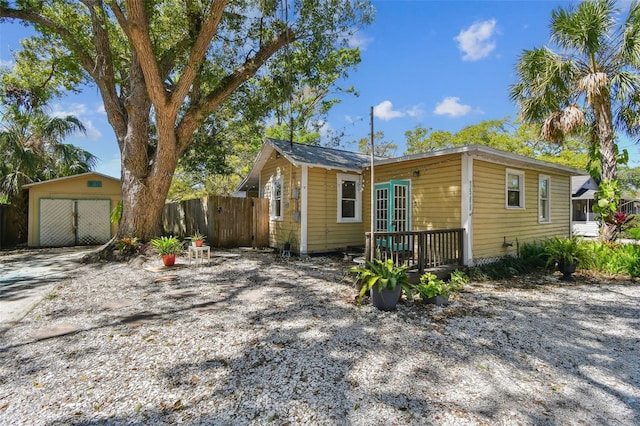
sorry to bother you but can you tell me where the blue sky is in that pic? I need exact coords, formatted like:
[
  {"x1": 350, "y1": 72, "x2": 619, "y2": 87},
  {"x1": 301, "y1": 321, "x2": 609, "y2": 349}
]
[{"x1": 2, "y1": 0, "x2": 639, "y2": 179}]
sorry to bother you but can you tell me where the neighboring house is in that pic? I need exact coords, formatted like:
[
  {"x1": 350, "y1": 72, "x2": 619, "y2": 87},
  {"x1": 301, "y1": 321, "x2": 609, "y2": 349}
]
[
  {"x1": 572, "y1": 175, "x2": 639, "y2": 238},
  {"x1": 238, "y1": 139, "x2": 585, "y2": 266},
  {"x1": 23, "y1": 172, "x2": 121, "y2": 247}
]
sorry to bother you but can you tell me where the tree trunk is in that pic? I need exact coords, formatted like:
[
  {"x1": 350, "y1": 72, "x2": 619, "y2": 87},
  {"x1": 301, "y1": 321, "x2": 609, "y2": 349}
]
[{"x1": 592, "y1": 93, "x2": 618, "y2": 242}]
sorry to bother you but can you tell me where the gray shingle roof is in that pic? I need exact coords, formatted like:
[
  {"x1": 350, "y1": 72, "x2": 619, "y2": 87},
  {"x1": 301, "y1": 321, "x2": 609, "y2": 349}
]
[{"x1": 268, "y1": 138, "x2": 371, "y2": 170}]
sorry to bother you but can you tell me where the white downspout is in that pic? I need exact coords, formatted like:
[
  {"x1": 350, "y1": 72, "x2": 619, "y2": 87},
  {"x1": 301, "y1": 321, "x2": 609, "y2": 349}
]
[
  {"x1": 300, "y1": 165, "x2": 308, "y2": 254},
  {"x1": 461, "y1": 153, "x2": 473, "y2": 266}
]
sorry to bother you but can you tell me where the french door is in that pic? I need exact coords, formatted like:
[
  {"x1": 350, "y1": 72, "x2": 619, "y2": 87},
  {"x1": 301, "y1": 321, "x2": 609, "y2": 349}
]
[{"x1": 375, "y1": 180, "x2": 410, "y2": 232}]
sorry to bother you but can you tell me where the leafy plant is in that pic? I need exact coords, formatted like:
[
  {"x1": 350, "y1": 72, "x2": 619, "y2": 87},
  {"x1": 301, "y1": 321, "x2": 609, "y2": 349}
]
[
  {"x1": 350, "y1": 259, "x2": 409, "y2": 303},
  {"x1": 543, "y1": 236, "x2": 594, "y2": 269},
  {"x1": 149, "y1": 236, "x2": 184, "y2": 256},
  {"x1": 627, "y1": 227, "x2": 640, "y2": 240},
  {"x1": 412, "y1": 270, "x2": 468, "y2": 300},
  {"x1": 116, "y1": 236, "x2": 141, "y2": 255},
  {"x1": 190, "y1": 230, "x2": 206, "y2": 242}
]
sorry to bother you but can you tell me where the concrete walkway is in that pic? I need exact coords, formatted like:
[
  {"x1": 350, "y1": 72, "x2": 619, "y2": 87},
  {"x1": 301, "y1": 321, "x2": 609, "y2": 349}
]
[{"x1": 0, "y1": 246, "x2": 96, "y2": 326}]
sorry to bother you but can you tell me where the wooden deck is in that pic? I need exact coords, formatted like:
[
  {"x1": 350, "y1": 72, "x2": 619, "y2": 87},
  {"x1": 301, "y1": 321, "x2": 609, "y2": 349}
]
[{"x1": 365, "y1": 228, "x2": 465, "y2": 279}]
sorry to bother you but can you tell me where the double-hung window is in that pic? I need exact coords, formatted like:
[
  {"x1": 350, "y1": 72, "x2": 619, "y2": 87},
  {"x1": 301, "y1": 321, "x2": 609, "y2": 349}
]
[
  {"x1": 506, "y1": 169, "x2": 524, "y2": 209},
  {"x1": 539, "y1": 175, "x2": 550, "y2": 223},
  {"x1": 337, "y1": 173, "x2": 361, "y2": 222},
  {"x1": 270, "y1": 176, "x2": 283, "y2": 220}
]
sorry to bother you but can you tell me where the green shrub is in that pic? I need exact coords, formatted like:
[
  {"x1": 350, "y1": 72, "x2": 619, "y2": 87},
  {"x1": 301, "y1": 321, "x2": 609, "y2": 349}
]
[
  {"x1": 588, "y1": 240, "x2": 640, "y2": 277},
  {"x1": 411, "y1": 270, "x2": 469, "y2": 299}
]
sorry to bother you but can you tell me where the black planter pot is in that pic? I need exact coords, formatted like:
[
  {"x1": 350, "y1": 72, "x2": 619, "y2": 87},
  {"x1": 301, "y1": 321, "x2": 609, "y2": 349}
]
[
  {"x1": 423, "y1": 295, "x2": 449, "y2": 306},
  {"x1": 557, "y1": 260, "x2": 578, "y2": 281},
  {"x1": 370, "y1": 284, "x2": 402, "y2": 311}
]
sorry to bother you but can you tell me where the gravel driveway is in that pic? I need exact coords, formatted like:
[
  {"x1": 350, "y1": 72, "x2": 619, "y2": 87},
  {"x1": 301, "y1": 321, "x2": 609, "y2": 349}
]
[{"x1": 0, "y1": 248, "x2": 638, "y2": 425}]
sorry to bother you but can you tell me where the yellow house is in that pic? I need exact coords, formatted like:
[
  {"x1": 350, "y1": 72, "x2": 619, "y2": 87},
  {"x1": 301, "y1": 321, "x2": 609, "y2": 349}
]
[
  {"x1": 239, "y1": 140, "x2": 584, "y2": 265},
  {"x1": 366, "y1": 145, "x2": 583, "y2": 265},
  {"x1": 23, "y1": 172, "x2": 121, "y2": 247},
  {"x1": 238, "y1": 138, "x2": 369, "y2": 254}
]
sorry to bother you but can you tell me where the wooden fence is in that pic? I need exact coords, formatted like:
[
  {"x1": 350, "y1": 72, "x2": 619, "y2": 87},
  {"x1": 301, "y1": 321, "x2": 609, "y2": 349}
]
[{"x1": 163, "y1": 196, "x2": 269, "y2": 248}]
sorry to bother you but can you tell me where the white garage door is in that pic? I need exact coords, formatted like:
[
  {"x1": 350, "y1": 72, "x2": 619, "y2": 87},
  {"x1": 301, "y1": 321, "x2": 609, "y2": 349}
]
[
  {"x1": 39, "y1": 199, "x2": 75, "y2": 247},
  {"x1": 39, "y1": 199, "x2": 112, "y2": 247},
  {"x1": 76, "y1": 200, "x2": 112, "y2": 245}
]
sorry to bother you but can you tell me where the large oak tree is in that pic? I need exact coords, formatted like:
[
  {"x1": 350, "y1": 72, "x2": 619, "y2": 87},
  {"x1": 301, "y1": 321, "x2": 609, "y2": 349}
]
[{"x1": 0, "y1": 0, "x2": 373, "y2": 240}]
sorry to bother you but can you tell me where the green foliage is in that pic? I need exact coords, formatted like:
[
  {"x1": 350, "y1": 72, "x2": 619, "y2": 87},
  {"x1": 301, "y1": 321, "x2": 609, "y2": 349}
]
[
  {"x1": 411, "y1": 270, "x2": 468, "y2": 300},
  {"x1": 517, "y1": 240, "x2": 548, "y2": 269},
  {"x1": 403, "y1": 118, "x2": 589, "y2": 169},
  {"x1": 587, "y1": 240, "x2": 640, "y2": 277},
  {"x1": 469, "y1": 255, "x2": 534, "y2": 281},
  {"x1": 110, "y1": 201, "x2": 122, "y2": 224},
  {"x1": 350, "y1": 259, "x2": 409, "y2": 303},
  {"x1": 543, "y1": 236, "x2": 594, "y2": 269},
  {"x1": 627, "y1": 227, "x2": 640, "y2": 240},
  {"x1": 190, "y1": 230, "x2": 206, "y2": 242},
  {"x1": 115, "y1": 236, "x2": 141, "y2": 256},
  {"x1": 149, "y1": 236, "x2": 184, "y2": 256},
  {"x1": 356, "y1": 131, "x2": 397, "y2": 157}
]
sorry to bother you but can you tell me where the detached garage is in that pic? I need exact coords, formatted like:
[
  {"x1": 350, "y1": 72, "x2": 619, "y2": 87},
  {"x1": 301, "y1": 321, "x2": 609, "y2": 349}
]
[{"x1": 24, "y1": 172, "x2": 121, "y2": 247}]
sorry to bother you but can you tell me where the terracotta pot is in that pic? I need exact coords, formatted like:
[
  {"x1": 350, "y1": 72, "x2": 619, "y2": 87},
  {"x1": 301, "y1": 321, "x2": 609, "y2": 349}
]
[
  {"x1": 162, "y1": 254, "x2": 176, "y2": 266},
  {"x1": 194, "y1": 240, "x2": 203, "y2": 247}
]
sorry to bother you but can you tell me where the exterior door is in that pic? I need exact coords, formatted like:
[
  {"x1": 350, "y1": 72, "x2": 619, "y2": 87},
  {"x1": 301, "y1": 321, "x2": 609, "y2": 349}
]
[
  {"x1": 374, "y1": 180, "x2": 410, "y2": 250},
  {"x1": 375, "y1": 180, "x2": 410, "y2": 232}
]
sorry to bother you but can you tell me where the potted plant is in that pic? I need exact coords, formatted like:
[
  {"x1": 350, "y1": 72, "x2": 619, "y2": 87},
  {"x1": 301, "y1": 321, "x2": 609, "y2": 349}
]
[
  {"x1": 412, "y1": 270, "x2": 468, "y2": 306},
  {"x1": 543, "y1": 236, "x2": 593, "y2": 281},
  {"x1": 282, "y1": 230, "x2": 296, "y2": 252},
  {"x1": 350, "y1": 258, "x2": 409, "y2": 311},
  {"x1": 150, "y1": 235, "x2": 184, "y2": 266},
  {"x1": 190, "y1": 230, "x2": 206, "y2": 247}
]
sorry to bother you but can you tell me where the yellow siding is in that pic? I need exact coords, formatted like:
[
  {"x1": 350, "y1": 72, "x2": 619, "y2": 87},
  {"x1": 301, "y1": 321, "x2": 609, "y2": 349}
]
[
  {"x1": 362, "y1": 154, "x2": 463, "y2": 231},
  {"x1": 260, "y1": 153, "x2": 301, "y2": 252},
  {"x1": 305, "y1": 168, "x2": 364, "y2": 253},
  {"x1": 472, "y1": 160, "x2": 571, "y2": 261},
  {"x1": 27, "y1": 174, "x2": 121, "y2": 247}
]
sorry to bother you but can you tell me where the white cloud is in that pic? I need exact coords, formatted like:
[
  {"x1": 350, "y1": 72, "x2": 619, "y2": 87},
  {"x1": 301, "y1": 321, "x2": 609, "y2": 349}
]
[
  {"x1": 96, "y1": 103, "x2": 106, "y2": 114},
  {"x1": 406, "y1": 104, "x2": 425, "y2": 119},
  {"x1": 347, "y1": 31, "x2": 373, "y2": 51},
  {"x1": 51, "y1": 103, "x2": 89, "y2": 118},
  {"x1": 433, "y1": 97, "x2": 472, "y2": 117},
  {"x1": 374, "y1": 100, "x2": 405, "y2": 121},
  {"x1": 455, "y1": 19, "x2": 497, "y2": 61},
  {"x1": 0, "y1": 59, "x2": 14, "y2": 68},
  {"x1": 51, "y1": 103, "x2": 102, "y2": 139}
]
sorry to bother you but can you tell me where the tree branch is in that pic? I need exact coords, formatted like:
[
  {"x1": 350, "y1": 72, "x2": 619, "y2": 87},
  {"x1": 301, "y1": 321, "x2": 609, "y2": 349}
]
[
  {"x1": 0, "y1": 5, "x2": 96, "y2": 76},
  {"x1": 172, "y1": 0, "x2": 229, "y2": 109},
  {"x1": 176, "y1": 28, "x2": 295, "y2": 152},
  {"x1": 115, "y1": 0, "x2": 168, "y2": 109}
]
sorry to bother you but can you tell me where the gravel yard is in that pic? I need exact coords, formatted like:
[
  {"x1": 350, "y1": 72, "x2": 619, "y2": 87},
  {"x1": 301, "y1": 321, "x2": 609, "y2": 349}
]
[{"x1": 0, "y1": 248, "x2": 639, "y2": 425}]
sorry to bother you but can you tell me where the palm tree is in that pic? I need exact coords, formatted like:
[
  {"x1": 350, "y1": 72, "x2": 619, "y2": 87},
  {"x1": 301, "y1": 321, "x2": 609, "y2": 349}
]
[
  {"x1": 0, "y1": 105, "x2": 96, "y2": 240},
  {"x1": 510, "y1": 0, "x2": 640, "y2": 241}
]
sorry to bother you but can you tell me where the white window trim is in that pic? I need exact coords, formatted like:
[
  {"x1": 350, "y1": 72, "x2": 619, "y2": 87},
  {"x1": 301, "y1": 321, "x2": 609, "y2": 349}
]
[
  {"x1": 506, "y1": 169, "x2": 525, "y2": 209},
  {"x1": 539, "y1": 174, "x2": 550, "y2": 223},
  {"x1": 270, "y1": 176, "x2": 283, "y2": 221},
  {"x1": 337, "y1": 173, "x2": 362, "y2": 223}
]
